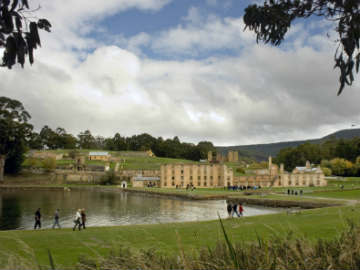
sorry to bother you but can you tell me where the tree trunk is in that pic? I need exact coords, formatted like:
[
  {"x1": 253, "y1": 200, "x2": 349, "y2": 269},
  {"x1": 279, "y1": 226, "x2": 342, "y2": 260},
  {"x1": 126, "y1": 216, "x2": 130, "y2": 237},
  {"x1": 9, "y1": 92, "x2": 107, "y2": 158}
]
[{"x1": 0, "y1": 155, "x2": 5, "y2": 183}]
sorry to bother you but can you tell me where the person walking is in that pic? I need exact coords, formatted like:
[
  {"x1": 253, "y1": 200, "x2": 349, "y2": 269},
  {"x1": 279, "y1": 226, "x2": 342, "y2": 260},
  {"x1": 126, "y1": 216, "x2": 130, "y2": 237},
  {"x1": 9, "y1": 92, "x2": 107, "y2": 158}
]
[
  {"x1": 73, "y1": 209, "x2": 82, "y2": 231},
  {"x1": 34, "y1": 208, "x2": 41, "y2": 229},
  {"x1": 238, "y1": 203, "x2": 244, "y2": 217},
  {"x1": 52, "y1": 209, "x2": 61, "y2": 229},
  {"x1": 81, "y1": 209, "x2": 86, "y2": 229},
  {"x1": 232, "y1": 203, "x2": 240, "y2": 217},
  {"x1": 227, "y1": 203, "x2": 233, "y2": 218}
]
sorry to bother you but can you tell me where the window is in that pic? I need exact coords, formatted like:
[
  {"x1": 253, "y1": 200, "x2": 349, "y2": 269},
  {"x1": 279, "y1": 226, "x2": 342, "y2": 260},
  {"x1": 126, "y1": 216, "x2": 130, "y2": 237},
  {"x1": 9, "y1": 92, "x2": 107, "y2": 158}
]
[
  {"x1": 204, "y1": 176, "x2": 207, "y2": 180},
  {"x1": 198, "y1": 176, "x2": 200, "y2": 180},
  {"x1": 210, "y1": 176, "x2": 213, "y2": 180},
  {"x1": 190, "y1": 176, "x2": 193, "y2": 180},
  {"x1": 204, "y1": 182, "x2": 207, "y2": 186},
  {"x1": 172, "y1": 181, "x2": 175, "y2": 186},
  {"x1": 164, "y1": 182, "x2": 167, "y2": 186},
  {"x1": 181, "y1": 176, "x2": 184, "y2": 180},
  {"x1": 172, "y1": 176, "x2": 175, "y2": 180},
  {"x1": 218, "y1": 176, "x2": 221, "y2": 180},
  {"x1": 181, "y1": 170, "x2": 184, "y2": 174},
  {"x1": 288, "y1": 180, "x2": 292, "y2": 185}
]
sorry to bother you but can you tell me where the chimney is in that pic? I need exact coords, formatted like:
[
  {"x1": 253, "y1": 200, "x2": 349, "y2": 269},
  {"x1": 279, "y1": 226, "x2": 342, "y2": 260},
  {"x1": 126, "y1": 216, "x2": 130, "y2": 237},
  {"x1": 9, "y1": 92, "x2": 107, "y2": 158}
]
[
  {"x1": 268, "y1": 156, "x2": 272, "y2": 170},
  {"x1": 280, "y1": 163, "x2": 284, "y2": 173}
]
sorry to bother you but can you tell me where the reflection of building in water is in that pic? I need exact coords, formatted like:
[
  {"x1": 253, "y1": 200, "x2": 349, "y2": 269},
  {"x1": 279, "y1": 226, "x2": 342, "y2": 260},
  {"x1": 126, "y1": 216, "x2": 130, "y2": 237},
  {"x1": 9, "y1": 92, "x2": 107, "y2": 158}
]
[
  {"x1": 160, "y1": 164, "x2": 233, "y2": 188},
  {"x1": 233, "y1": 157, "x2": 327, "y2": 187}
]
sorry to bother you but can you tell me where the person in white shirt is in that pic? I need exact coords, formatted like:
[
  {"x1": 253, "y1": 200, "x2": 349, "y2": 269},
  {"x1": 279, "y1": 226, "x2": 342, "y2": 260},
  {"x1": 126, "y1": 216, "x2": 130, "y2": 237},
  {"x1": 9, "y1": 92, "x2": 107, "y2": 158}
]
[{"x1": 73, "y1": 209, "x2": 82, "y2": 231}]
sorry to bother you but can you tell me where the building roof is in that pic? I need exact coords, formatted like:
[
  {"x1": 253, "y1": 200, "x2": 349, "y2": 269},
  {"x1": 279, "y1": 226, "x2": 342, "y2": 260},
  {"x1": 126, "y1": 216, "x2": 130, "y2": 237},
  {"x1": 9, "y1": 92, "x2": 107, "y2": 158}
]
[
  {"x1": 134, "y1": 176, "x2": 160, "y2": 181},
  {"x1": 89, "y1": 152, "x2": 109, "y2": 156},
  {"x1": 295, "y1": 167, "x2": 318, "y2": 172}
]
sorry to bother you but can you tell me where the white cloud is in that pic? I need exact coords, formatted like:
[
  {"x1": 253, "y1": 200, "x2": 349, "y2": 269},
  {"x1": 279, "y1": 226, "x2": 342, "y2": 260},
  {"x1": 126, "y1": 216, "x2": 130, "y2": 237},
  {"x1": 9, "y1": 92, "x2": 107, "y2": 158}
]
[
  {"x1": 1, "y1": 1, "x2": 358, "y2": 146},
  {"x1": 150, "y1": 14, "x2": 255, "y2": 56}
]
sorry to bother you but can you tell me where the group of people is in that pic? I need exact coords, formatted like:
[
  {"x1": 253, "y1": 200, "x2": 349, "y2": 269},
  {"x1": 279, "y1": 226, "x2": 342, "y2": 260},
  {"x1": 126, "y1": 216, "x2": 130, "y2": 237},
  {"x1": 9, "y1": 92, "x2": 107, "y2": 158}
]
[
  {"x1": 226, "y1": 202, "x2": 244, "y2": 217},
  {"x1": 287, "y1": 189, "x2": 303, "y2": 196},
  {"x1": 226, "y1": 185, "x2": 262, "y2": 191},
  {"x1": 33, "y1": 208, "x2": 87, "y2": 230}
]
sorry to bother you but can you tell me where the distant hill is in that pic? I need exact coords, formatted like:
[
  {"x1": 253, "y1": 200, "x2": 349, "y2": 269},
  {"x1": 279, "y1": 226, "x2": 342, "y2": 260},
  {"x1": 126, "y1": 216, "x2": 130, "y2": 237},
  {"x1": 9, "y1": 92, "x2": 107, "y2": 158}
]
[{"x1": 216, "y1": 128, "x2": 360, "y2": 161}]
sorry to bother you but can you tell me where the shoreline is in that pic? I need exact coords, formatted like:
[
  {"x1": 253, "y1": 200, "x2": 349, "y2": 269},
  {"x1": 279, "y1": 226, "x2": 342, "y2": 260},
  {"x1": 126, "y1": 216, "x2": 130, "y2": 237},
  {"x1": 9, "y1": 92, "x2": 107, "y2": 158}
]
[{"x1": 0, "y1": 184, "x2": 341, "y2": 208}]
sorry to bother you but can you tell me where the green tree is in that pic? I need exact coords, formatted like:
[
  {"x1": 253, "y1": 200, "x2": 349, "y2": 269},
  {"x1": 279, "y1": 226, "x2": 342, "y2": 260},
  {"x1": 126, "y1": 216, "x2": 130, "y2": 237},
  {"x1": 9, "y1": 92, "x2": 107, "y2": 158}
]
[
  {"x1": 321, "y1": 167, "x2": 332, "y2": 177},
  {"x1": 0, "y1": 96, "x2": 33, "y2": 181},
  {"x1": 197, "y1": 141, "x2": 215, "y2": 159},
  {"x1": 329, "y1": 158, "x2": 353, "y2": 176},
  {"x1": 78, "y1": 130, "x2": 96, "y2": 149},
  {"x1": 0, "y1": 0, "x2": 51, "y2": 69},
  {"x1": 39, "y1": 125, "x2": 57, "y2": 149},
  {"x1": 243, "y1": 0, "x2": 360, "y2": 95}
]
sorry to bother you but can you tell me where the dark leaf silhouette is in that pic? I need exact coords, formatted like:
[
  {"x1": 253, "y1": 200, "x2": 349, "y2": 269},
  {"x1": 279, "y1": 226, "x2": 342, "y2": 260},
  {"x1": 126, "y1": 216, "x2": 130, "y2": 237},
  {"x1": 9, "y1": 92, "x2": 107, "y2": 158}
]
[
  {"x1": 243, "y1": 0, "x2": 360, "y2": 95},
  {"x1": 0, "y1": 0, "x2": 51, "y2": 68}
]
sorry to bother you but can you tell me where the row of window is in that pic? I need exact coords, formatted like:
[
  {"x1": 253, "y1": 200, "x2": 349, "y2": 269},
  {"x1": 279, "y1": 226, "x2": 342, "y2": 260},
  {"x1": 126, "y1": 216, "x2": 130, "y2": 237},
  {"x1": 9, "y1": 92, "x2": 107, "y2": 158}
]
[
  {"x1": 164, "y1": 169, "x2": 223, "y2": 175},
  {"x1": 163, "y1": 181, "x2": 216, "y2": 187},
  {"x1": 278, "y1": 179, "x2": 321, "y2": 186}
]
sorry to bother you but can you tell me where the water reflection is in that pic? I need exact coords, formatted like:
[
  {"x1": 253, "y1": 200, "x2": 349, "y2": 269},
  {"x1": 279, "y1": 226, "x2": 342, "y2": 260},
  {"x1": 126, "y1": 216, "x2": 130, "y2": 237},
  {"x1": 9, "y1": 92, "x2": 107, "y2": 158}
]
[{"x1": 0, "y1": 189, "x2": 282, "y2": 230}]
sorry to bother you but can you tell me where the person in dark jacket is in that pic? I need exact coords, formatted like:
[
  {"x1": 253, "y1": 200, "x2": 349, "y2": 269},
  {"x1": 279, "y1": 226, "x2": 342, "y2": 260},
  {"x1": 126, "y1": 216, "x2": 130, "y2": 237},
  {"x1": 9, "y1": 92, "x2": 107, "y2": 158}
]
[
  {"x1": 227, "y1": 203, "x2": 233, "y2": 218},
  {"x1": 232, "y1": 203, "x2": 240, "y2": 217},
  {"x1": 81, "y1": 209, "x2": 86, "y2": 229},
  {"x1": 34, "y1": 208, "x2": 41, "y2": 229}
]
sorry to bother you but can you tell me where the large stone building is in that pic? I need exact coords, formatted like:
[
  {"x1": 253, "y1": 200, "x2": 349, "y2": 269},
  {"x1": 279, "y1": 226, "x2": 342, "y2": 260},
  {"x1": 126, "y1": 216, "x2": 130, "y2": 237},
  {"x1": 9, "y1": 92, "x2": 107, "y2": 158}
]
[
  {"x1": 160, "y1": 164, "x2": 233, "y2": 188},
  {"x1": 233, "y1": 157, "x2": 327, "y2": 187},
  {"x1": 208, "y1": 151, "x2": 239, "y2": 163}
]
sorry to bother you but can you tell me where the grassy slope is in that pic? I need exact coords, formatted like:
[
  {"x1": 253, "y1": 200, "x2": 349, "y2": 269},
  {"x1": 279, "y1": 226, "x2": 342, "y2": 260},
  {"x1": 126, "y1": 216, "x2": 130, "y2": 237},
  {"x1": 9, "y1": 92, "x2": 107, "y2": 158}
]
[
  {"x1": 0, "y1": 205, "x2": 359, "y2": 269},
  {"x1": 24, "y1": 150, "x2": 202, "y2": 171}
]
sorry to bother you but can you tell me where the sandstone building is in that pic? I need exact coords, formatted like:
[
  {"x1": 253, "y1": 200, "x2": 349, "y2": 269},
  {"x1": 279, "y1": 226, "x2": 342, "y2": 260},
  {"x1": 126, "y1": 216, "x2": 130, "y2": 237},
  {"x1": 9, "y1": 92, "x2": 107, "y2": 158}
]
[
  {"x1": 208, "y1": 151, "x2": 239, "y2": 163},
  {"x1": 233, "y1": 157, "x2": 327, "y2": 187},
  {"x1": 160, "y1": 164, "x2": 234, "y2": 188}
]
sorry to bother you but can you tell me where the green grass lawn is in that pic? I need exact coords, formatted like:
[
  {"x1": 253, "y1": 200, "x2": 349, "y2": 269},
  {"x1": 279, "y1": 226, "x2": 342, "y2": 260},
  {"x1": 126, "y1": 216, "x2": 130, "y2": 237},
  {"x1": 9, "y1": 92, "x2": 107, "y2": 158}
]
[
  {"x1": 121, "y1": 156, "x2": 200, "y2": 170},
  {"x1": 309, "y1": 189, "x2": 360, "y2": 200},
  {"x1": 0, "y1": 205, "x2": 359, "y2": 269}
]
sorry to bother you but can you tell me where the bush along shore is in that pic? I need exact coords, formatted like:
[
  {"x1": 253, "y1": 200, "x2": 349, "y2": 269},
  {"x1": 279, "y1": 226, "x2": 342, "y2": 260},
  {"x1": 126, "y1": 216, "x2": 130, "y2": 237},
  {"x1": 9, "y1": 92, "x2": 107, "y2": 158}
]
[{"x1": 77, "y1": 218, "x2": 360, "y2": 270}]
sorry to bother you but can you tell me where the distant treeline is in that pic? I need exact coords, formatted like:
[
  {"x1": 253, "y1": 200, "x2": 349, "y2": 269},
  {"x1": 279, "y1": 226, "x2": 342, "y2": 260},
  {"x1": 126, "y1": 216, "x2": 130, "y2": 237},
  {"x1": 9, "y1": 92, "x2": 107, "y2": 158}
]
[
  {"x1": 275, "y1": 137, "x2": 360, "y2": 176},
  {"x1": 28, "y1": 126, "x2": 215, "y2": 161}
]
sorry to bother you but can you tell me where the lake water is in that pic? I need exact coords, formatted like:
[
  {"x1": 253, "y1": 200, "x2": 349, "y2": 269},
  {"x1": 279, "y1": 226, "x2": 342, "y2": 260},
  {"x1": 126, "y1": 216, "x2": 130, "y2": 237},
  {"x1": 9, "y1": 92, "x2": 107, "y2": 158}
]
[{"x1": 0, "y1": 189, "x2": 282, "y2": 230}]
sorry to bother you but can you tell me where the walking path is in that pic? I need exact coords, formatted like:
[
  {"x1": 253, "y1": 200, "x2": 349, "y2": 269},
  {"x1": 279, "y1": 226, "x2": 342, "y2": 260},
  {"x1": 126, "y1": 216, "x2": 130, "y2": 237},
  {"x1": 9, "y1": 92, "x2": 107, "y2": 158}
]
[{"x1": 272, "y1": 192, "x2": 359, "y2": 206}]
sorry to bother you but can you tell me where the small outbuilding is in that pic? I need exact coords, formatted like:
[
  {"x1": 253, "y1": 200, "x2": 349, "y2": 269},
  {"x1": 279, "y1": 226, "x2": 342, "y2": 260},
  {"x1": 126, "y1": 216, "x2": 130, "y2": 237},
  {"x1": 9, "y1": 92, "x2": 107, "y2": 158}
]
[
  {"x1": 88, "y1": 152, "x2": 110, "y2": 161},
  {"x1": 120, "y1": 181, "x2": 128, "y2": 188}
]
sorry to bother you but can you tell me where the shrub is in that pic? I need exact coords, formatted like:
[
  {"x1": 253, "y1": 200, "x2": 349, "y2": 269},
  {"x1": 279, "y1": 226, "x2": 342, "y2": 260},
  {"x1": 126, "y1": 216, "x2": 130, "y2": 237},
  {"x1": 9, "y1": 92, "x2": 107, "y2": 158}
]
[
  {"x1": 321, "y1": 167, "x2": 332, "y2": 176},
  {"x1": 100, "y1": 169, "x2": 117, "y2": 185},
  {"x1": 42, "y1": 157, "x2": 56, "y2": 172},
  {"x1": 69, "y1": 150, "x2": 80, "y2": 159},
  {"x1": 236, "y1": 167, "x2": 245, "y2": 174}
]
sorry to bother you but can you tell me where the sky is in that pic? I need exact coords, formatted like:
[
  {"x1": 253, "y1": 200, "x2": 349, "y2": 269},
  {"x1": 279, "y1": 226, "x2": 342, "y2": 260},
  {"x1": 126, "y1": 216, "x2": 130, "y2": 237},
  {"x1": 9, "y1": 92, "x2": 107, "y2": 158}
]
[{"x1": 1, "y1": 0, "x2": 360, "y2": 146}]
